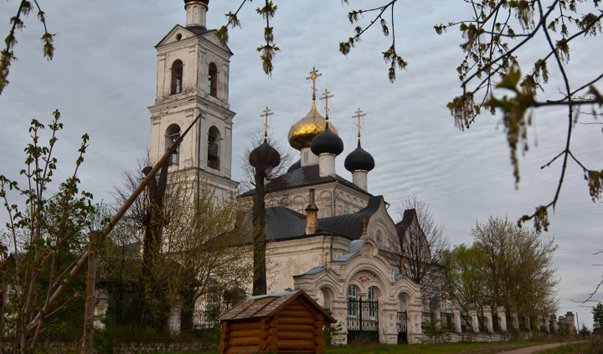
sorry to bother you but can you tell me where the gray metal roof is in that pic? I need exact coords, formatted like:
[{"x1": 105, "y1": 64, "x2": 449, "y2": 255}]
[
  {"x1": 318, "y1": 196, "x2": 384, "y2": 240},
  {"x1": 240, "y1": 196, "x2": 385, "y2": 243}
]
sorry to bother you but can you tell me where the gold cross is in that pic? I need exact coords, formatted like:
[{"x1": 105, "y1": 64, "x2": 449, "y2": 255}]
[
  {"x1": 261, "y1": 106, "x2": 274, "y2": 141},
  {"x1": 306, "y1": 67, "x2": 322, "y2": 100},
  {"x1": 319, "y1": 89, "x2": 334, "y2": 119},
  {"x1": 353, "y1": 108, "x2": 367, "y2": 140}
]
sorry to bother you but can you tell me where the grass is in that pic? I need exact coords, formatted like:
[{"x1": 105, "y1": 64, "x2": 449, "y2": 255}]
[{"x1": 324, "y1": 339, "x2": 557, "y2": 354}]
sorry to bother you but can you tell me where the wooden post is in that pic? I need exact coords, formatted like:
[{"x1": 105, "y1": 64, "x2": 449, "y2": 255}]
[{"x1": 81, "y1": 231, "x2": 99, "y2": 353}]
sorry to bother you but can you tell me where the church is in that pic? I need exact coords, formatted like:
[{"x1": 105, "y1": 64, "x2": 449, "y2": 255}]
[{"x1": 146, "y1": 0, "x2": 444, "y2": 345}]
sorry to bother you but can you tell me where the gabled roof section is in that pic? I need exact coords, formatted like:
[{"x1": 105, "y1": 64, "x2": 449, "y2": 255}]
[
  {"x1": 239, "y1": 165, "x2": 371, "y2": 198},
  {"x1": 318, "y1": 196, "x2": 384, "y2": 240},
  {"x1": 395, "y1": 208, "x2": 432, "y2": 261},
  {"x1": 396, "y1": 208, "x2": 418, "y2": 238},
  {"x1": 219, "y1": 289, "x2": 336, "y2": 323},
  {"x1": 155, "y1": 25, "x2": 233, "y2": 54}
]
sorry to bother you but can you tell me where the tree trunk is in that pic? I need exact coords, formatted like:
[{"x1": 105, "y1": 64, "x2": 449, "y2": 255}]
[
  {"x1": 82, "y1": 232, "x2": 99, "y2": 353},
  {"x1": 252, "y1": 171, "x2": 267, "y2": 296}
]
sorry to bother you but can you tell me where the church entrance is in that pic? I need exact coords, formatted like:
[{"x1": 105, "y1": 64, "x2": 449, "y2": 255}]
[
  {"x1": 397, "y1": 292, "x2": 410, "y2": 343},
  {"x1": 347, "y1": 289, "x2": 379, "y2": 344}
]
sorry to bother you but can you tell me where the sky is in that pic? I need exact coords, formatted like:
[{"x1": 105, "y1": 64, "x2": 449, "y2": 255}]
[{"x1": 0, "y1": 0, "x2": 601, "y2": 329}]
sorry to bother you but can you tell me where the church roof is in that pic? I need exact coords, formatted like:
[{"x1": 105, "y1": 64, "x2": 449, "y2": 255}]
[
  {"x1": 318, "y1": 196, "x2": 383, "y2": 240},
  {"x1": 239, "y1": 164, "x2": 371, "y2": 198},
  {"x1": 241, "y1": 196, "x2": 385, "y2": 243}
]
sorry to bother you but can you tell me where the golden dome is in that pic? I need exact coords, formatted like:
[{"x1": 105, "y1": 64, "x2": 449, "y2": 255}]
[{"x1": 288, "y1": 103, "x2": 338, "y2": 150}]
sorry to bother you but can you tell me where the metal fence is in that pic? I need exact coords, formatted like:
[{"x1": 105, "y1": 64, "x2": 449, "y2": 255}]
[{"x1": 347, "y1": 298, "x2": 379, "y2": 332}]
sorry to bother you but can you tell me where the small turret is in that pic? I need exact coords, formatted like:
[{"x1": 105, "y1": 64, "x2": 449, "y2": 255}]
[
  {"x1": 345, "y1": 108, "x2": 374, "y2": 191},
  {"x1": 311, "y1": 89, "x2": 343, "y2": 177}
]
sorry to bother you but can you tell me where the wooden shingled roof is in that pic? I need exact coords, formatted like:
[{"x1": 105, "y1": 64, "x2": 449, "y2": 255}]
[{"x1": 219, "y1": 290, "x2": 336, "y2": 324}]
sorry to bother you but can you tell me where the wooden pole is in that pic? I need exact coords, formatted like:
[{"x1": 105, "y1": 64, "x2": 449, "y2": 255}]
[
  {"x1": 26, "y1": 114, "x2": 202, "y2": 336},
  {"x1": 81, "y1": 231, "x2": 99, "y2": 353}
]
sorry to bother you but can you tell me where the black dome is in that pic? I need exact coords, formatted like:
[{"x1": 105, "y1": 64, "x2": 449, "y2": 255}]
[
  {"x1": 310, "y1": 123, "x2": 344, "y2": 156},
  {"x1": 287, "y1": 159, "x2": 301, "y2": 173},
  {"x1": 344, "y1": 141, "x2": 375, "y2": 172},
  {"x1": 249, "y1": 141, "x2": 281, "y2": 171}
]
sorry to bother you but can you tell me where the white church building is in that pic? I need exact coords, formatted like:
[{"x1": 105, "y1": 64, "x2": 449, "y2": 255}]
[{"x1": 145, "y1": 0, "x2": 445, "y2": 345}]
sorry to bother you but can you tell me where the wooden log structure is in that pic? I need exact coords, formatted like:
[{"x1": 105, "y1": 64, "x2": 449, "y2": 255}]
[{"x1": 218, "y1": 290, "x2": 336, "y2": 353}]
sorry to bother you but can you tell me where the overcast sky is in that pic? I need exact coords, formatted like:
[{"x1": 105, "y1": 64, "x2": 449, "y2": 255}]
[{"x1": 0, "y1": 0, "x2": 601, "y2": 329}]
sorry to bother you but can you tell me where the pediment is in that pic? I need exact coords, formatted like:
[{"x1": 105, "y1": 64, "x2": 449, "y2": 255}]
[
  {"x1": 155, "y1": 26, "x2": 233, "y2": 55},
  {"x1": 156, "y1": 25, "x2": 196, "y2": 47}
]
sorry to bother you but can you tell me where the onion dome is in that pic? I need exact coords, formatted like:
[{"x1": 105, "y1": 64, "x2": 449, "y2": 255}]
[
  {"x1": 311, "y1": 122, "x2": 344, "y2": 156},
  {"x1": 249, "y1": 141, "x2": 281, "y2": 171},
  {"x1": 344, "y1": 141, "x2": 375, "y2": 172},
  {"x1": 288, "y1": 105, "x2": 338, "y2": 150}
]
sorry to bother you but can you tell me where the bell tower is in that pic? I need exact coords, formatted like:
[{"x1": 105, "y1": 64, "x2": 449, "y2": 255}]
[{"x1": 148, "y1": 0, "x2": 238, "y2": 199}]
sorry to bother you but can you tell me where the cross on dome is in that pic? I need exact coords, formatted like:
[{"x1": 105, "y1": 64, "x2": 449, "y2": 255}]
[
  {"x1": 261, "y1": 106, "x2": 274, "y2": 142},
  {"x1": 319, "y1": 89, "x2": 334, "y2": 120},
  {"x1": 353, "y1": 108, "x2": 367, "y2": 141},
  {"x1": 306, "y1": 67, "x2": 322, "y2": 103}
]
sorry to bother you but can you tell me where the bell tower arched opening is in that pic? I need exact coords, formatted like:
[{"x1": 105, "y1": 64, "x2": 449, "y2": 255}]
[
  {"x1": 165, "y1": 123, "x2": 181, "y2": 166},
  {"x1": 208, "y1": 62, "x2": 218, "y2": 97},
  {"x1": 171, "y1": 60, "x2": 183, "y2": 95},
  {"x1": 207, "y1": 126, "x2": 221, "y2": 170}
]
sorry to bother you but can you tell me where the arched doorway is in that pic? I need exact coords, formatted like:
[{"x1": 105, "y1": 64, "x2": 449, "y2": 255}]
[
  {"x1": 397, "y1": 292, "x2": 410, "y2": 343},
  {"x1": 317, "y1": 287, "x2": 334, "y2": 312},
  {"x1": 347, "y1": 284, "x2": 380, "y2": 344}
]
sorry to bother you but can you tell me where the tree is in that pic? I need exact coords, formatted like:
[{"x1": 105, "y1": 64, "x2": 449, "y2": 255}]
[
  {"x1": 443, "y1": 217, "x2": 558, "y2": 321},
  {"x1": 593, "y1": 302, "x2": 603, "y2": 333},
  {"x1": 248, "y1": 135, "x2": 281, "y2": 295},
  {"x1": 107, "y1": 162, "x2": 252, "y2": 331},
  {"x1": 219, "y1": 0, "x2": 602, "y2": 231},
  {"x1": 472, "y1": 217, "x2": 558, "y2": 316},
  {"x1": 1, "y1": 0, "x2": 54, "y2": 94},
  {"x1": 398, "y1": 195, "x2": 448, "y2": 307},
  {"x1": 0, "y1": 111, "x2": 94, "y2": 351}
]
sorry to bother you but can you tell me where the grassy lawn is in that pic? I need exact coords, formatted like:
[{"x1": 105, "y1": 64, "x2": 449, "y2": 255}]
[{"x1": 324, "y1": 339, "x2": 557, "y2": 354}]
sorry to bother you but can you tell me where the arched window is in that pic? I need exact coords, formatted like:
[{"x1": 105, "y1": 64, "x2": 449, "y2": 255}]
[
  {"x1": 165, "y1": 124, "x2": 181, "y2": 166},
  {"x1": 171, "y1": 60, "x2": 183, "y2": 95},
  {"x1": 208, "y1": 62, "x2": 218, "y2": 97},
  {"x1": 207, "y1": 126, "x2": 221, "y2": 169}
]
